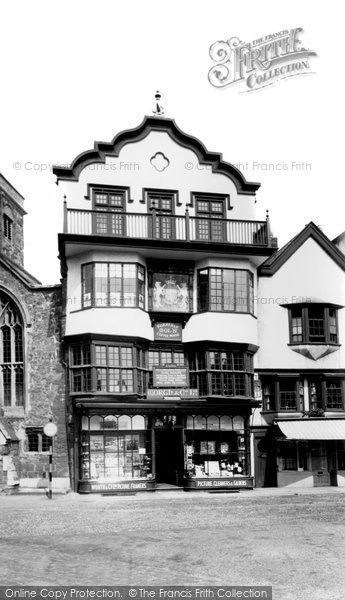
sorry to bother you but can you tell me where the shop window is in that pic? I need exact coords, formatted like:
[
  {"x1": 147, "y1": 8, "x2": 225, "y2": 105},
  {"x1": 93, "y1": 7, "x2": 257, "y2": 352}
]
[
  {"x1": 184, "y1": 414, "x2": 248, "y2": 479},
  {"x1": 26, "y1": 428, "x2": 51, "y2": 453},
  {"x1": 188, "y1": 349, "x2": 253, "y2": 398},
  {"x1": 0, "y1": 292, "x2": 24, "y2": 408},
  {"x1": 80, "y1": 414, "x2": 152, "y2": 482},
  {"x1": 82, "y1": 262, "x2": 145, "y2": 309},
  {"x1": 197, "y1": 268, "x2": 254, "y2": 313},
  {"x1": 289, "y1": 305, "x2": 339, "y2": 344}
]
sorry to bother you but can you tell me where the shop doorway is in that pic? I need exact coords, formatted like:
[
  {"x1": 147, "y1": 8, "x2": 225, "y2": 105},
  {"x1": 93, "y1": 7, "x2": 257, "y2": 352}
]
[{"x1": 155, "y1": 428, "x2": 184, "y2": 487}]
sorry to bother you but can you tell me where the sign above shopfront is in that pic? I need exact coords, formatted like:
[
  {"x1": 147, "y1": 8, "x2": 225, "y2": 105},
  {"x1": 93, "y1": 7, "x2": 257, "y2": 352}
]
[
  {"x1": 147, "y1": 388, "x2": 199, "y2": 400},
  {"x1": 185, "y1": 477, "x2": 254, "y2": 490},
  {"x1": 153, "y1": 366, "x2": 188, "y2": 388},
  {"x1": 154, "y1": 322, "x2": 182, "y2": 341}
]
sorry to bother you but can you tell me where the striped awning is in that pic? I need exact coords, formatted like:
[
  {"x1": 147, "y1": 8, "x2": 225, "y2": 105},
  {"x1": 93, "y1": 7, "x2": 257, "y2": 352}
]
[{"x1": 277, "y1": 419, "x2": 345, "y2": 440}]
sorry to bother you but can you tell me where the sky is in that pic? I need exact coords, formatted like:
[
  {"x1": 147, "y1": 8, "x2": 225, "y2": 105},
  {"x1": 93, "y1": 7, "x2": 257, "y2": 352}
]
[{"x1": 0, "y1": 1, "x2": 343, "y2": 284}]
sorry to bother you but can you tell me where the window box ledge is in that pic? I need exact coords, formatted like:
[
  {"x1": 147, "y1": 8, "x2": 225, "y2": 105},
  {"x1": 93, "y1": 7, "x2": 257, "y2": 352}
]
[{"x1": 288, "y1": 343, "x2": 341, "y2": 361}]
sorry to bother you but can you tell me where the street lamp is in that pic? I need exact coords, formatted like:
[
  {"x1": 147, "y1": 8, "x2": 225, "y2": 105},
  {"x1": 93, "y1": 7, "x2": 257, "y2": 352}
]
[{"x1": 43, "y1": 421, "x2": 58, "y2": 499}]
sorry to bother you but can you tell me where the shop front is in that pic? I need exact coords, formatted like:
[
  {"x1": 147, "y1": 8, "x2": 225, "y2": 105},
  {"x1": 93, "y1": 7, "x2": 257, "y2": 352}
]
[
  {"x1": 276, "y1": 419, "x2": 345, "y2": 488},
  {"x1": 76, "y1": 408, "x2": 253, "y2": 493}
]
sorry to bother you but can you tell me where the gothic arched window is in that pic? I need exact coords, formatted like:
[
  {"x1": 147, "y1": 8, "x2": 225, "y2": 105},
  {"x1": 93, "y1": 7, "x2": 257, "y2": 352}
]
[{"x1": 0, "y1": 292, "x2": 24, "y2": 407}]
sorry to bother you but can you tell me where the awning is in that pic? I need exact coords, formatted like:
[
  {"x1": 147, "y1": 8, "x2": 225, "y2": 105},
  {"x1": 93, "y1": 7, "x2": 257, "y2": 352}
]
[{"x1": 277, "y1": 419, "x2": 345, "y2": 440}]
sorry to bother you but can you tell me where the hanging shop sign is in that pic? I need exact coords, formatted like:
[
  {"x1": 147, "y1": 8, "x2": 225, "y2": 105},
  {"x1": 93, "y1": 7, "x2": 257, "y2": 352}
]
[
  {"x1": 154, "y1": 322, "x2": 182, "y2": 341},
  {"x1": 147, "y1": 388, "x2": 199, "y2": 400},
  {"x1": 153, "y1": 366, "x2": 188, "y2": 388}
]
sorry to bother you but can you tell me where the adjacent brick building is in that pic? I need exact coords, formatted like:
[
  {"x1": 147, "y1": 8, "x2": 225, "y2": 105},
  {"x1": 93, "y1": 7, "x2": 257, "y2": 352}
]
[{"x1": 0, "y1": 173, "x2": 69, "y2": 491}]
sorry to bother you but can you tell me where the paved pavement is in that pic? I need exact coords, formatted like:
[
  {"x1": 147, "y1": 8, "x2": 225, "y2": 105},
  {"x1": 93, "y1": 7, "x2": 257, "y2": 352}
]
[{"x1": 1, "y1": 487, "x2": 345, "y2": 599}]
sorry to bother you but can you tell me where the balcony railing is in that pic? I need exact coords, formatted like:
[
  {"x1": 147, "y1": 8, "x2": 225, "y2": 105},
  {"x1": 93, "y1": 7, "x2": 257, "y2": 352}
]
[{"x1": 64, "y1": 207, "x2": 273, "y2": 247}]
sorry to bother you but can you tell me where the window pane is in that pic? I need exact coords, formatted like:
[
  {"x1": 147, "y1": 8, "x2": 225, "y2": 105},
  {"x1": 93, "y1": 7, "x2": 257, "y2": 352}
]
[
  {"x1": 108, "y1": 346, "x2": 120, "y2": 366},
  {"x1": 329, "y1": 309, "x2": 338, "y2": 343},
  {"x1": 223, "y1": 269, "x2": 235, "y2": 311},
  {"x1": 28, "y1": 433, "x2": 39, "y2": 452},
  {"x1": 326, "y1": 380, "x2": 343, "y2": 409},
  {"x1": 209, "y1": 269, "x2": 222, "y2": 311},
  {"x1": 121, "y1": 347, "x2": 133, "y2": 367},
  {"x1": 292, "y1": 317, "x2": 303, "y2": 342},
  {"x1": 2, "y1": 326, "x2": 11, "y2": 362},
  {"x1": 2, "y1": 366, "x2": 12, "y2": 405},
  {"x1": 121, "y1": 370, "x2": 133, "y2": 392},
  {"x1": 94, "y1": 264, "x2": 108, "y2": 307},
  {"x1": 14, "y1": 326, "x2": 23, "y2": 362},
  {"x1": 235, "y1": 271, "x2": 248, "y2": 313},
  {"x1": 15, "y1": 365, "x2": 24, "y2": 406},
  {"x1": 138, "y1": 266, "x2": 145, "y2": 309},
  {"x1": 82, "y1": 264, "x2": 93, "y2": 308},
  {"x1": 42, "y1": 434, "x2": 51, "y2": 452},
  {"x1": 108, "y1": 368, "x2": 120, "y2": 392},
  {"x1": 198, "y1": 269, "x2": 209, "y2": 311},
  {"x1": 109, "y1": 264, "x2": 122, "y2": 306},
  {"x1": 96, "y1": 368, "x2": 107, "y2": 391},
  {"x1": 123, "y1": 264, "x2": 136, "y2": 307},
  {"x1": 279, "y1": 379, "x2": 297, "y2": 409}
]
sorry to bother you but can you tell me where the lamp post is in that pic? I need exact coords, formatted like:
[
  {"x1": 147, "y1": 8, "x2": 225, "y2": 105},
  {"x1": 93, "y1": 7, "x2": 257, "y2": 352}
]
[{"x1": 43, "y1": 421, "x2": 58, "y2": 499}]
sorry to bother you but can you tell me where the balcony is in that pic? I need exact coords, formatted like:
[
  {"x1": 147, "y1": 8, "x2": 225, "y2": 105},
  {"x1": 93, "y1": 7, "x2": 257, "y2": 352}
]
[{"x1": 63, "y1": 207, "x2": 275, "y2": 248}]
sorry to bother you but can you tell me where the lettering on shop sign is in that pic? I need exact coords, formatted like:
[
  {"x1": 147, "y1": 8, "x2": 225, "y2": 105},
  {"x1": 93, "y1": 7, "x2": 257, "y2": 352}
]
[
  {"x1": 147, "y1": 388, "x2": 199, "y2": 399},
  {"x1": 195, "y1": 479, "x2": 252, "y2": 488},
  {"x1": 91, "y1": 482, "x2": 149, "y2": 491},
  {"x1": 154, "y1": 322, "x2": 182, "y2": 341},
  {"x1": 153, "y1": 367, "x2": 188, "y2": 388}
]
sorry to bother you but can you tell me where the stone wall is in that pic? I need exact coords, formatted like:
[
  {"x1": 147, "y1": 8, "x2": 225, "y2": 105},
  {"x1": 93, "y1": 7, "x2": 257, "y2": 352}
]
[
  {"x1": 0, "y1": 192, "x2": 24, "y2": 267},
  {"x1": 0, "y1": 263, "x2": 69, "y2": 488}
]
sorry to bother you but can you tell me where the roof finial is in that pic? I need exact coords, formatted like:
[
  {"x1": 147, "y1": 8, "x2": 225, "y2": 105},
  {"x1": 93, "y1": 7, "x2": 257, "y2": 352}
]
[{"x1": 153, "y1": 90, "x2": 164, "y2": 116}]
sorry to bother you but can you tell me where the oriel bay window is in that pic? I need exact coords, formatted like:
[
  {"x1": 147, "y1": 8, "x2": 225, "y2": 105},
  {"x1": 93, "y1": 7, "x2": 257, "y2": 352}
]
[
  {"x1": 289, "y1": 304, "x2": 339, "y2": 344},
  {"x1": 188, "y1": 349, "x2": 254, "y2": 397},
  {"x1": 82, "y1": 262, "x2": 145, "y2": 308},
  {"x1": 70, "y1": 343, "x2": 139, "y2": 394},
  {"x1": 198, "y1": 268, "x2": 254, "y2": 313}
]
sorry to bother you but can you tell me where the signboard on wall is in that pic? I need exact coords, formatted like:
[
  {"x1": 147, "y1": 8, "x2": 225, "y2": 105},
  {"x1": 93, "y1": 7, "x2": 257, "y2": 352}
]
[
  {"x1": 147, "y1": 388, "x2": 199, "y2": 399},
  {"x1": 153, "y1": 366, "x2": 188, "y2": 388},
  {"x1": 151, "y1": 273, "x2": 191, "y2": 312},
  {"x1": 154, "y1": 322, "x2": 182, "y2": 341}
]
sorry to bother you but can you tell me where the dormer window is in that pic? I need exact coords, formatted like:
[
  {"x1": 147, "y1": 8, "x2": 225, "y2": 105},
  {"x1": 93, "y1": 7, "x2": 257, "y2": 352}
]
[{"x1": 289, "y1": 304, "x2": 339, "y2": 345}]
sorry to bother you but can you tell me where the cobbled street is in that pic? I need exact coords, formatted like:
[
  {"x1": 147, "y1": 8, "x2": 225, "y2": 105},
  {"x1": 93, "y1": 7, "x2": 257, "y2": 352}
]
[{"x1": 1, "y1": 488, "x2": 345, "y2": 600}]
